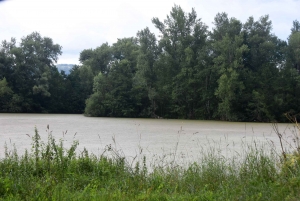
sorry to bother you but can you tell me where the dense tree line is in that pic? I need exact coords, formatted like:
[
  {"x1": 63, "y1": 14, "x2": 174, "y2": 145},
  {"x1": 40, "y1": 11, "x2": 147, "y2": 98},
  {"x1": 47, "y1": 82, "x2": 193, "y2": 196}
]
[{"x1": 1, "y1": 5, "x2": 300, "y2": 122}]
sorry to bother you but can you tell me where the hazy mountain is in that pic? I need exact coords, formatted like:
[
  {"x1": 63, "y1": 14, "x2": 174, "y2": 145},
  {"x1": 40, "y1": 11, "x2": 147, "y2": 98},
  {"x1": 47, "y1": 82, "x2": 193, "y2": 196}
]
[{"x1": 56, "y1": 64, "x2": 74, "y2": 74}]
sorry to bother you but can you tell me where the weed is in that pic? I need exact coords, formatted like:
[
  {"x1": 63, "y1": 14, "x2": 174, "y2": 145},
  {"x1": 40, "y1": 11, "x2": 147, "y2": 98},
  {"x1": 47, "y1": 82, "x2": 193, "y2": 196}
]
[{"x1": 0, "y1": 123, "x2": 300, "y2": 200}]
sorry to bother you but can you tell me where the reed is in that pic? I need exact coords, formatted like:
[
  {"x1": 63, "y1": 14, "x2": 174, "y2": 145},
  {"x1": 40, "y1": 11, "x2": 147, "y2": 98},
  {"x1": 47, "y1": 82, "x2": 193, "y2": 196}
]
[{"x1": 0, "y1": 123, "x2": 300, "y2": 200}]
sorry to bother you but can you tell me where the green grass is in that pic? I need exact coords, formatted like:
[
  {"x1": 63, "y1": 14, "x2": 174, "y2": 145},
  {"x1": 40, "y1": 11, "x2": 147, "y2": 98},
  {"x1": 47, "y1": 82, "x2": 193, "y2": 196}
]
[{"x1": 1, "y1": 126, "x2": 300, "y2": 201}]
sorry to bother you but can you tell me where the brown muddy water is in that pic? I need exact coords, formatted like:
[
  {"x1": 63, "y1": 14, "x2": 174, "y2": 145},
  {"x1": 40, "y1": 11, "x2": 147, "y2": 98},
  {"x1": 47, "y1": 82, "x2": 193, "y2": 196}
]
[{"x1": 0, "y1": 113, "x2": 297, "y2": 166}]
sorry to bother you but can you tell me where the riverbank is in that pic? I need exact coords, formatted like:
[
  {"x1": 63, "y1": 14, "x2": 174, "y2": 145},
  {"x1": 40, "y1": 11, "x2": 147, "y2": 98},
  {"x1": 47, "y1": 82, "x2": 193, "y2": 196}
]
[{"x1": 1, "y1": 127, "x2": 300, "y2": 200}]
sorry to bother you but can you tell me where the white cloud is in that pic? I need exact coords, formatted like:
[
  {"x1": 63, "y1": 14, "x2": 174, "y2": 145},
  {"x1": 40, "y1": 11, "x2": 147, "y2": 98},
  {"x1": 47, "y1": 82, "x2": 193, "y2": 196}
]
[{"x1": 0, "y1": 0, "x2": 299, "y2": 64}]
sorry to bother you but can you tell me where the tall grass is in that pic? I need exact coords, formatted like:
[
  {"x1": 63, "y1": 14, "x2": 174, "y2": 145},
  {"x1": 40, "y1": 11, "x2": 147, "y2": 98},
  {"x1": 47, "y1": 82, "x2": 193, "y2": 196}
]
[{"x1": 1, "y1": 123, "x2": 300, "y2": 200}]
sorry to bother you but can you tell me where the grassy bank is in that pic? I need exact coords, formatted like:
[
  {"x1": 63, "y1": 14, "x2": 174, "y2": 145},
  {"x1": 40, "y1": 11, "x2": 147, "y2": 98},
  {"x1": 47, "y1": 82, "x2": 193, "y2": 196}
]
[{"x1": 1, "y1": 126, "x2": 300, "y2": 201}]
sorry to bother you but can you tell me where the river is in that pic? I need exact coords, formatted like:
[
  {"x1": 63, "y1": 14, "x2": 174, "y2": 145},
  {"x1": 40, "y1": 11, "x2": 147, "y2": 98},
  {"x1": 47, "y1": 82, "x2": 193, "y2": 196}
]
[{"x1": 0, "y1": 113, "x2": 297, "y2": 167}]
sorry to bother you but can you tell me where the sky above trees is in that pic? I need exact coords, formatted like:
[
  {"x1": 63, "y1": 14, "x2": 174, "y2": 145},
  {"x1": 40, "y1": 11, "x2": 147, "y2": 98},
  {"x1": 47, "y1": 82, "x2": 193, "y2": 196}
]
[{"x1": 0, "y1": 0, "x2": 299, "y2": 64}]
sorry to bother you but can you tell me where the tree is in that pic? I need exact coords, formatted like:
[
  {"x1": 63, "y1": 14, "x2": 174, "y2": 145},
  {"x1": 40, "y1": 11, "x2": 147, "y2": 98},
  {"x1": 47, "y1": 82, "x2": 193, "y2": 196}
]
[
  {"x1": 211, "y1": 14, "x2": 248, "y2": 121},
  {"x1": 213, "y1": 33, "x2": 248, "y2": 121},
  {"x1": 85, "y1": 72, "x2": 113, "y2": 116},
  {"x1": 152, "y1": 5, "x2": 211, "y2": 118},
  {"x1": 134, "y1": 27, "x2": 159, "y2": 117},
  {"x1": 278, "y1": 20, "x2": 300, "y2": 119},
  {"x1": 0, "y1": 32, "x2": 62, "y2": 112},
  {"x1": 85, "y1": 38, "x2": 144, "y2": 117},
  {"x1": 288, "y1": 32, "x2": 300, "y2": 72},
  {"x1": 0, "y1": 38, "x2": 15, "y2": 84},
  {"x1": 241, "y1": 16, "x2": 287, "y2": 121},
  {"x1": 291, "y1": 20, "x2": 300, "y2": 34},
  {"x1": 79, "y1": 43, "x2": 112, "y2": 75},
  {"x1": 0, "y1": 78, "x2": 13, "y2": 111}
]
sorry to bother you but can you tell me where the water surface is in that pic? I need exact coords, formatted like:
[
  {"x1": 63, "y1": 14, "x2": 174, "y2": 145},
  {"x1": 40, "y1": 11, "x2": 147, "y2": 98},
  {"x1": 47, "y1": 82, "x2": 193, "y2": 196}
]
[{"x1": 0, "y1": 114, "x2": 296, "y2": 166}]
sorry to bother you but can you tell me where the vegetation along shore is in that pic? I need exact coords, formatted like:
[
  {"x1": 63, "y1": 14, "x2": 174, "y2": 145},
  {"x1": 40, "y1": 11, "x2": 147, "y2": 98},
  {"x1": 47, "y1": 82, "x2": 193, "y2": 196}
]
[{"x1": 0, "y1": 5, "x2": 300, "y2": 122}]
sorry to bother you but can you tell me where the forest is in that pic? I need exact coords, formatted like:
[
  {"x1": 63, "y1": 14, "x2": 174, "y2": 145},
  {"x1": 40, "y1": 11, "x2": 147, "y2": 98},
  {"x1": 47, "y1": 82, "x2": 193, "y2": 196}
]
[{"x1": 0, "y1": 5, "x2": 300, "y2": 122}]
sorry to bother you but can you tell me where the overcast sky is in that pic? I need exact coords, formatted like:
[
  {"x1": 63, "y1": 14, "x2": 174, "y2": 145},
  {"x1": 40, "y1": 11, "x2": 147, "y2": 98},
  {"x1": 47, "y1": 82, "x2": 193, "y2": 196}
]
[{"x1": 0, "y1": 0, "x2": 299, "y2": 64}]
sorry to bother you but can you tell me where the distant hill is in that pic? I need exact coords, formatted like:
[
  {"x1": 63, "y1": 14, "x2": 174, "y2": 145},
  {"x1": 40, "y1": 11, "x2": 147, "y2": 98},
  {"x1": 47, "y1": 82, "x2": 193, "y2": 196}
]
[{"x1": 56, "y1": 64, "x2": 75, "y2": 75}]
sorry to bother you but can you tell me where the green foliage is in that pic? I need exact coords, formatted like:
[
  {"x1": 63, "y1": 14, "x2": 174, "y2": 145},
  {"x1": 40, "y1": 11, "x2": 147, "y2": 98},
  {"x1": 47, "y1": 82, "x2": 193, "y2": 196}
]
[
  {"x1": 288, "y1": 32, "x2": 300, "y2": 72},
  {"x1": 1, "y1": 7, "x2": 300, "y2": 121},
  {"x1": 213, "y1": 30, "x2": 248, "y2": 120},
  {"x1": 134, "y1": 27, "x2": 159, "y2": 117},
  {"x1": 0, "y1": 78, "x2": 13, "y2": 111},
  {"x1": 84, "y1": 38, "x2": 148, "y2": 117},
  {"x1": 82, "y1": 6, "x2": 299, "y2": 121},
  {"x1": 0, "y1": 32, "x2": 62, "y2": 113}
]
